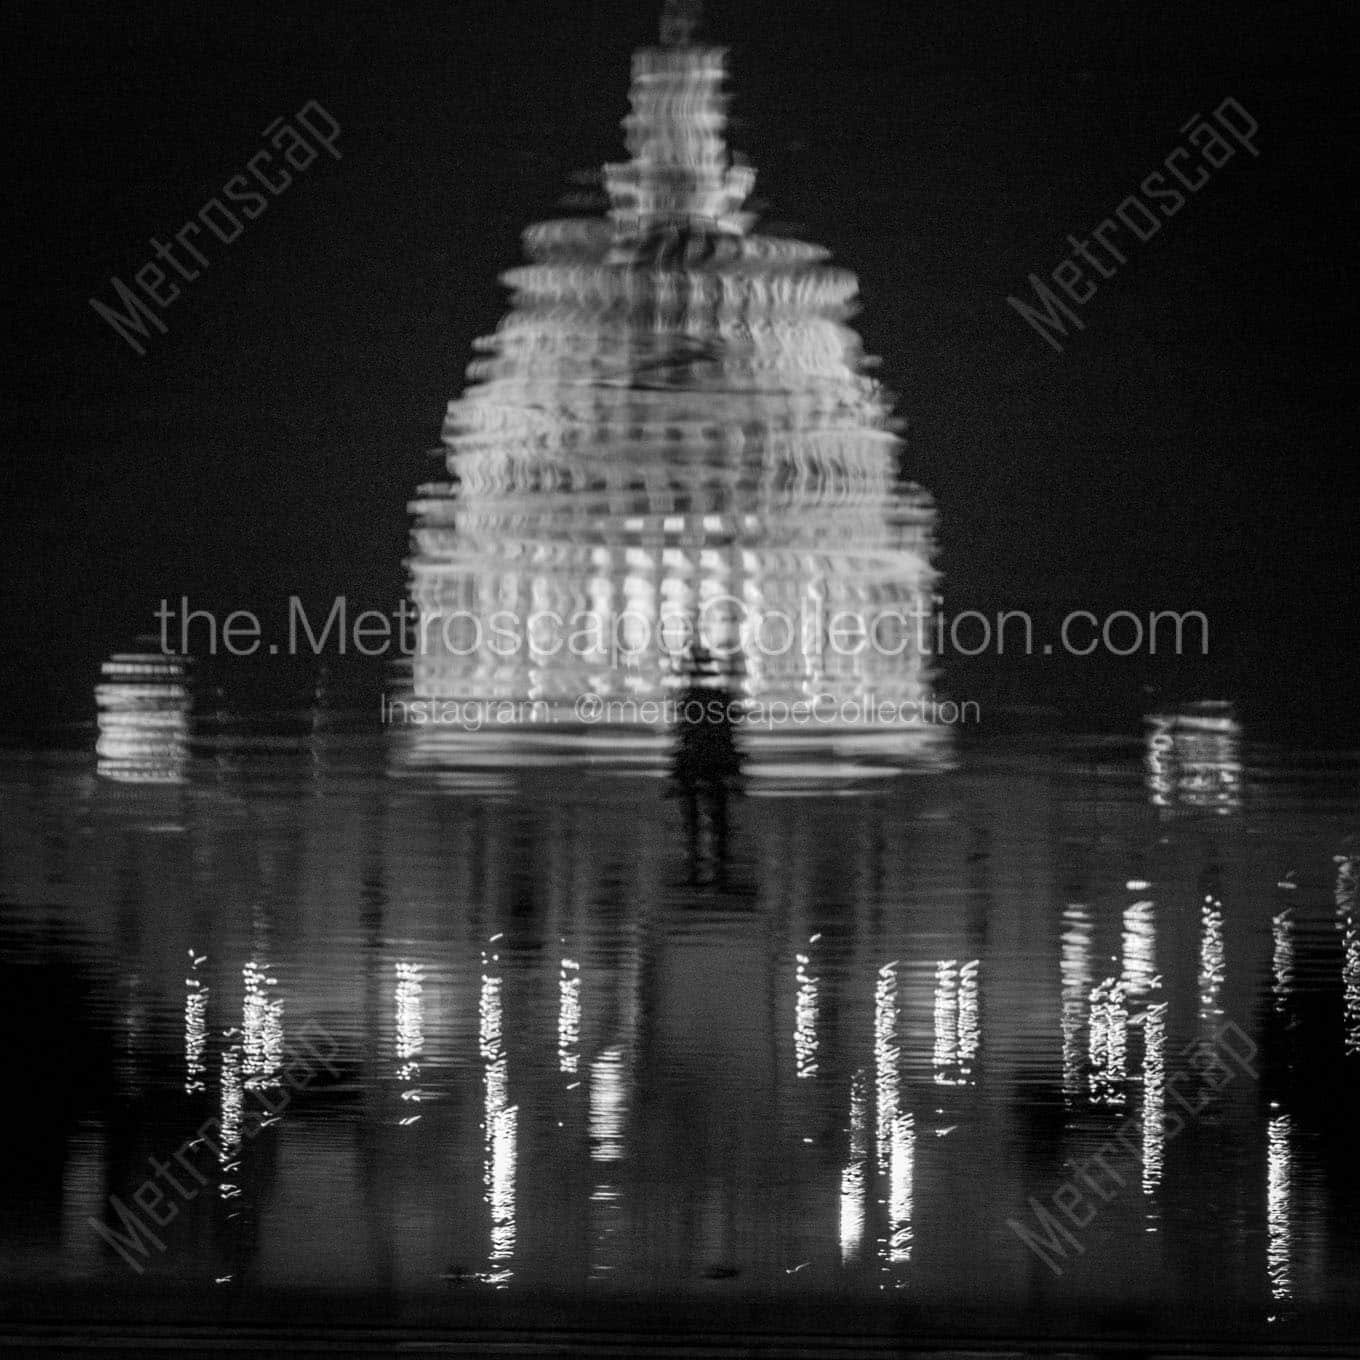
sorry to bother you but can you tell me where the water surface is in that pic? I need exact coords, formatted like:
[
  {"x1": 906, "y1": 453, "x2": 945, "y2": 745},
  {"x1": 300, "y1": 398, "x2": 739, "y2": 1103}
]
[{"x1": 2, "y1": 723, "x2": 1356, "y2": 1350}]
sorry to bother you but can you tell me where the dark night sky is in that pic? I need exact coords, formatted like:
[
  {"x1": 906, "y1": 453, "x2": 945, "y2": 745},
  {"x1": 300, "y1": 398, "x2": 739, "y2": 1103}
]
[{"x1": 4, "y1": 0, "x2": 1357, "y2": 735}]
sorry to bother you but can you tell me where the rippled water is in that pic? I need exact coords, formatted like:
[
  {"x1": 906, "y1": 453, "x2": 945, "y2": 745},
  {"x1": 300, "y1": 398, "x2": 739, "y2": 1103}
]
[{"x1": 1, "y1": 721, "x2": 1356, "y2": 1348}]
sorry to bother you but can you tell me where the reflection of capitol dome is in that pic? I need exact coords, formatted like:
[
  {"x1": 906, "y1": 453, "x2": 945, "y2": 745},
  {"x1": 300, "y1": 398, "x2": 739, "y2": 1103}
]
[
  {"x1": 398, "y1": 30, "x2": 941, "y2": 777},
  {"x1": 95, "y1": 650, "x2": 191, "y2": 783}
]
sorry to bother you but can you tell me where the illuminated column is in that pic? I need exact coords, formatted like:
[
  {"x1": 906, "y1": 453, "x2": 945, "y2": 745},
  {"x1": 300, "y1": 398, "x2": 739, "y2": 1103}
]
[{"x1": 1336, "y1": 855, "x2": 1358, "y2": 1057}]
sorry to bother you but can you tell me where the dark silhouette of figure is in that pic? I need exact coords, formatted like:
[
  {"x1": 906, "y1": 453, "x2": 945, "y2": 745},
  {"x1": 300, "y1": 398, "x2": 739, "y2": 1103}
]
[{"x1": 668, "y1": 643, "x2": 744, "y2": 883}]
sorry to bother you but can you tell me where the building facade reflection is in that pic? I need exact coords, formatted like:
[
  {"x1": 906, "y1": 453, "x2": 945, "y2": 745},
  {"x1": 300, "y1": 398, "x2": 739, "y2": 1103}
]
[
  {"x1": 1144, "y1": 704, "x2": 1242, "y2": 815},
  {"x1": 17, "y1": 718, "x2": 1360, "y2": 1329},
  {"x1": 95, "y1": 649, "x2": 191, "y2": 784}
]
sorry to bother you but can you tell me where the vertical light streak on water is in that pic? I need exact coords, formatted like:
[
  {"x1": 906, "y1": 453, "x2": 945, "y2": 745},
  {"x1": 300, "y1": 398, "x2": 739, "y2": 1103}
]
[
  {"x1": 1267, "y1": 1110, "x2": 1294, "y2": 1308},
  {"x1": 479, "y1": 941, "x2": 516, "y2": 1285},
  {"x1": 957, "y1": 959, "x2": 979, "y2": 1085},
  {"x1": 488, "y1": 1104, "x2": 518, "y2": 1278},
  {"x1": 558, "y1": 956, "x2": 581, "y2": 1076},
  {"x1": 1088, "y1": 977, "x2": 1127, "y2": 1108},
  {"x1": 589, "y1": 1044, "x2": 627, "y2": 1280},
  {"x1": 840, "y1": 1068, "x2": 868, "y2": 1265},
  {"x1": 1199, "y1": 896, "x2": 1225, "y2": 1030},
  {"x1": 794, "y1": 934, "x2": 821, "y2": 1079},
  {"x1": 1061, "y1": 905, "x2": 1092, "y2": 1100},
  {"x1": 1141, "y1": 1001, "x2": 1168, "y2": 1200},
  {"x1": 1272, "y1": 911, "x2": 1295, "y2": 1015},
  {"x1": 1144, "y1": 716, "x2": 1174, "y2": 809},
  {"x1": 874, "y1": 962, "x2": 900, "y2": 1174},
  {"x1": 932, "y1": 961, "x2": 958, "y2": 1085},
  {"x1": 1335, "y1": 857, "x2": 1358, "y2": 1055},
  {"x1": 61, "y1": 1122, "x2": 105, "y2": 1278},
  {"x1": 241, "y1": 961, "x2": 283, "y2": 1090},
  {"x1": 887, "y1": 1111, "x2": 915, "y2": 1274},
  {"x1": 218, "y1": 1043, "x2": 243, "y2": 1202},
  {"x1": 395, "y1": 960, "x2": 424, "y2": 1123},
  {"x1": 1344, "y1": 921, "x2": 1359, "y2": 1057},
  {"x1": 1122, "y1": 899, "x2": 1157, "y2": 1000},
  {"x1": 590, "y1": 1045, "x2": 627, "y2": 1163},
  {"x1": 184, "y1": 950, "x2": 208, "y2": 1094}
]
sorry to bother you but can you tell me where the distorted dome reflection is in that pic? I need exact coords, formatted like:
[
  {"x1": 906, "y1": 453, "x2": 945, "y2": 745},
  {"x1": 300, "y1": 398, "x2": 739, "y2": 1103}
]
[{"x1": 397, "y1": 28, "x2": 941, "y2": 778}]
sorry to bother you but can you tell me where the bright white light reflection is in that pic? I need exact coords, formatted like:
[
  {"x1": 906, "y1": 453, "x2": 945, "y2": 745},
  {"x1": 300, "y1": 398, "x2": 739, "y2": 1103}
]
[
  {"x1": 1272, "y1": 911, "x2": 1294, "y2": 1012},
  {"x1": 218, "y1": 1042, "x2": 243, "y2": 1200},
  {"x1": 839, "y1": 1068, "x2": 868, "y2": 1264},
  {"x1": 94, "y1": 653, "x2": 190, "y2": 783},
  {"x1": 590, "y1": 1045, "x2": 626, "y2": 1163},
  {"x1": 1267, "y1": 1110, "x2": 1293, "y2": 1305},
  {"x1": 874, "y1": 962, "x2": 900, "y2": 1173},
  {"x1": 887, "y1": 1111, "x2": 915, "y2": 1270},
  {"x1": 241, "y1": 961, "x2": 282, "y2": 1089},
  {"x1": 1336, "y1": 857, "x2": 1358, "y2": 1056},
  {"x1": 957, "y1": 959, "x2": 979, "y2": 1081},
  {"x1": 1122, "y1": 899, "x2": 1156, "y2": 998},
  {"x1": 1199, "y1": 896, "x2": 1225, "y2": 1028},
  {"x1": 184, "y1": 951, "x2": 208, "y2": 1094},
  {"x1": 794, "y1": 940, "x2": 820, "y2": 1079},
  {"x1": 1144, "y1": 715, "x2": 1174, "y2": 808},
  {"x1": 932, "y1": 959, "x2": 979, "y2": 1086},
  {"x1": 932, "y1": 961, "x2": 957, "y2": 1084},
  {"x1": 1088, "y1": 977, "x2": 1127, "y2": 1108},
  {"x1": 558, "y1": 958, "x2": 581, "y2": 1075},
  {"x1": 488, "y1": 1104, "x2": 518, "y2": 1276},
  {"x1": 1060, "y1": 905, "x2": 1092, "y2": 1100},
  {"x1": 1142, "y1": 1000, "x2": 1167, "y2": 1195},
  {"x1": 479, "y1": 954, "x2": 517, "y2": 1285},
  {"x1": 589, "y1": 1045, "x2": 627, "y2": 1281},
  {"x1": 395, "y1": 961, "x2": 424, "y2": 1119}
]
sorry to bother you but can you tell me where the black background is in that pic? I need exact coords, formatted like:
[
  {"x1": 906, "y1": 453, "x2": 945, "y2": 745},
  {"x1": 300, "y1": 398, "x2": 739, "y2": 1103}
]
[{"x1": 4, "y1": 0, "x2": 1356, "y2": 737}]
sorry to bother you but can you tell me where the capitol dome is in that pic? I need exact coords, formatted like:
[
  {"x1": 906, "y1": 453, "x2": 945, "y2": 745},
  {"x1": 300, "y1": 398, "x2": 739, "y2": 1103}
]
[{"x1": 397, "y1": 26, "x2": 942, "y2": 781}]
